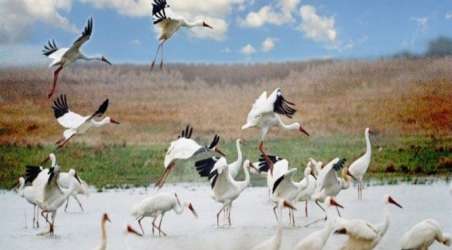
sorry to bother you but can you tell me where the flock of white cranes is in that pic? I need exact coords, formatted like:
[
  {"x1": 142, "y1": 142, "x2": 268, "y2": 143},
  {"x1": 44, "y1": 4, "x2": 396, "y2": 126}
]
[{"x1": 10, "y1": 0, "x2": 451, "y2": 249}]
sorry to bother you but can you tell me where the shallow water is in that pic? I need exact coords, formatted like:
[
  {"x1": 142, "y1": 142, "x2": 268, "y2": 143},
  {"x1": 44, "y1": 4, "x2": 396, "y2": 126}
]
[{"x1": 1, "y1": 183, "x2": 451, "y2": 250}]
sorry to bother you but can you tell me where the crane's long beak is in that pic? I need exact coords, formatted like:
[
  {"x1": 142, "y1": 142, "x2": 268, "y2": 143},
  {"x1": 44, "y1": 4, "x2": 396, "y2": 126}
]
[
  {"x1": 127, "y1": 225, "x2": 143, "y2": 237},
  {"x1": 283, "y1": 200, "x2": 296, "y2": 210},
  {"x1": 299, "y1": 126, "x2": 310, "y2": 136},
  {"x1": 388, "y1": 196, "x2": 403, "y2": 208},
  {"x1": 101, "y1": 56, "x2": 112, "y2": 65},
  {"x1": 214, "y1": 147, "x2": 226, "y2": 157},
  {"x1": 74, "y1": 173, "x2": 82, "y2": 184},
  {"x1": 330, "y1": 198, "x2": 344, "y2": 209},
  {"x1": 40, "y1": 156, "x2": 50, "y2": 165},
  {"x1": 188, "y1": 203, "x2": 198, "y2": 218}
]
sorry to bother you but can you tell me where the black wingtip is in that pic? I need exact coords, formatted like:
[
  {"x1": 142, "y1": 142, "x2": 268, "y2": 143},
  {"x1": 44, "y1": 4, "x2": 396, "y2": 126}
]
[
  {"x1": 95, "y1": 99, "x2": 109, "y2": 115},
  {"x1": 52, "y1": 94, "x2": 69, "y2": 119}
]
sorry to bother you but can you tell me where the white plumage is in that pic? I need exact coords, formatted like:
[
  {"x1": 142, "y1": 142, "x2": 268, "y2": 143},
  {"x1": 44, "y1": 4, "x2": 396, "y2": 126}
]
[
  {"x1": 150, "y1": 0, "x2": 213, "y2": 70},
  {"x1": 194, "y1": 157, "x2": 253, "y2": 227},
  {"x1": 400, "y1": 219, "x2": 451, "y2": 250},
  {"x1": 241, "y1": 88, "x2": 309, "y2": 145},
  {"x1": 296, "y1": 159, "x2": 320, "y2": 217},
  {"x1": 347, "y1": 128, "x2": 373, "y2": 200},
  {"x1": 131, "y1": 192, "x2": 197, "y2": 236},
  {"x1": 251, "y1": 226, "x2": 283, "y2": 250},
  {"x1": 51, "y1": 94, "x2": 119, "y2": 149},
  {"x1": 295, "y1": 197, "x2": 343, "y2": 250},
  {"x1": 334, "y1": 195, "x2": 402, "y2": 250},
  {"x1": 58, "y1": 169, "x2": 89, "y2": 212},
  {"x1": 156, "y1": 125, "x2": 224, "y2": 188},
  {"x1": 43, "y1": 17, "x2": 111, "y2": 98}
]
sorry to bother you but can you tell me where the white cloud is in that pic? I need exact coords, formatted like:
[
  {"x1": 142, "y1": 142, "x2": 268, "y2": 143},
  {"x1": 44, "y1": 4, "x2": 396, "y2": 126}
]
[
  {"x1": 82, "y1": 0, "x2": 245, "y2": 40},
  {"x1": 298, "y1": 5, "x2": 336, "y2": 44},
  {"x1": 261, "y1": 37, "x2": 276, "y2": 52},
  {"x1": 239, "y1": 0, "x2": 300, "y2": 28},
  {"x1": 130, "y1": 39, "x2": 142, "y2": 46},
  {"x1": 241, "y1": 44, "x2": 256, "y2": 55},
  {"x1": 0, "y1": 0, "x2": 77, "y2": 44},
  {"x1": 411, "y1": 17, "x2": 428, "y2": 32}
]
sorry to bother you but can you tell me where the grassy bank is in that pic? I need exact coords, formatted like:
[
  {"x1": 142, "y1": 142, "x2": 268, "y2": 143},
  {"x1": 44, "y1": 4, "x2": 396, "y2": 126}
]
[{"x1": 1, "y1": 135, "x2": 450, "y2": 189}]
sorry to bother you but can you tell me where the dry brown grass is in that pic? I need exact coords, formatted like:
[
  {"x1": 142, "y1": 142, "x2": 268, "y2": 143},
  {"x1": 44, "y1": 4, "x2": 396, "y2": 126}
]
[{"x1": 0, "y1": 57, "x2": 451, "y2": 145}]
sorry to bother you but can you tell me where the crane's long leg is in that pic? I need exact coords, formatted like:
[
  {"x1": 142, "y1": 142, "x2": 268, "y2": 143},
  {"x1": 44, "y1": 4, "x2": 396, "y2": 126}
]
[
  {"x1": 73, "y1": 195, "x2": 84, "y2": 212},
  {"x1": 152, "y1": 217, "x2": 157, "y2": 235},
  {"x1": 336, "y1": 206, "x2": 341, "y2": 217},
  {"x1": 272, "y1": 205, "x2": 279, "y2": 222},
  {"x1": 216, "y1": 204, "x2": 227, "y2": 227},
  {"x1": 49, "y1": 211, "x2": 56, "y2": 236},
  {"x1": 56, "y1": 134, "x2": 75, "y2": 149},
  {"x1": 36, "y1": 206, "x2": 40, "y2": 228},
  {"x1": 157, "y1": 213, "x2": 167, "y2": 236},
  {"x1": 227, "y1": 204, "x2": 232, "y2": 226},
  {"x1": 48, "y1": 65, "x2": 63, "y2": 99},
  {"x1": 304, "y1": 200, "x2": 327, "y2": 227},
  {"x1": 137, "y1": 216, "x2": 145, "y2": 235},
  {"x1": 150, "y1": 42, "x2": 163, "y2": 71},
  {"x1": 32, "y1": 205, "x2": 36, "y2": 228},
  {"x1": 159, "y1": 42, "x2": 165, "y2": 69},
  {"x1": 64, "y1": 197, "x2": 70, "y2": 212},
  {"x1": 305, "y1": 200, "x2": 308, "y2": 217}
]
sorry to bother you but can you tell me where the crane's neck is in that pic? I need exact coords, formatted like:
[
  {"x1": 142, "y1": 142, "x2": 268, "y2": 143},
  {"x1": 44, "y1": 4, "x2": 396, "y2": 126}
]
[
  {"x1": 174, "y1": 202, "x2": 185, "y2": 215},
  {"x1": 379, "y1": 204, "x2": 391, "y2": 237},
  {"x1": 276, "y1": 115, "x2": 300, "y2": 131},
  {"x1": 321, "y1": 205, "x2": 338, "y2": 242},
  {"x1": 90, "y1": 117, "x2": 110, "y2": 127},
  {"x1": 364, "y1": 130, "x2": 372, "y2": 157},
  {"x1": 80, "y1": 54, "x2": 103, "y2": 62},
  {"x1": 237, "y1": 164, "x2": 250, "y2": 191},
  {"x1": 99, "y1": 219, "x2": 108, "y2": 250},
  {"x1": 272, "y1": 226, "x2": 283, "y2": 249},
  {"x1": 182, "y1": 20, "x2": 203, "y2": 28},
  {"x1": 235, "y1": 140, "x2": 243, "y2": 165},
  {"x1": 295, "y1": 172, "x2": 310, "y2": 191}
]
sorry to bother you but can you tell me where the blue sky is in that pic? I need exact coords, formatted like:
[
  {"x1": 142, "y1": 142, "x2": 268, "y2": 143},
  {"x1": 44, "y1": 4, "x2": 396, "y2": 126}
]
[{"x1": 1, "y1": 0, "x2": 452, "y2": 65}]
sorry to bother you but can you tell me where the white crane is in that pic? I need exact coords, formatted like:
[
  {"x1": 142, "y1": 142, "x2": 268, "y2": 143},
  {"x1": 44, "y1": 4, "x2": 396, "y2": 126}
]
[
  {"x1": 295, "y1": 196, "x2": 343, "y2": 250},
  {"x1": 15, "y1": 175, "x2": 41, "y2": 228},
  {"x1": 241, "y1": 88, "x2": 309, "y2": 150},
  {"x1": 34, "y1": 154, "x2": 78, "y2": 235},
  {"x1": 155, "y1": 125, "x2": 225, "y2": 188},
  {"x1": 43, "y1": 17, "x2": 112, "y2": 98},
  {"x1": 130, "y1": 192, "x2": 198, "y2": 236},
  {"x1": 334, "y1": 195, "x2": 403, "y2": 250},
  {"x1": 194, "y1": 157, "x2": 254, "y2": 227},
  {"x1": 150, "y1": 0, "x2": 213, "y2": 70},
  {"x1": 346, "y1": 128, "x2": 373, "y2": 200},
  {"x1": 58, "y1": 169, "x2": 89, "y2": 212},
  {"x1": 311, "y1": 158, "x2": 350, "y2": 221},
  {"x1": 251, "y1": 225, "x2": 283, "y2": 250},
  {"x1": 95, "y1": 213, "x2": 111, "y2": 250},
  {"x1": 400, "y1": 219, "x2": 451, "y2": 250},
  {"x1": 51, "y1": 94, "x2": 120, "y2": 149},
  {"x1": 270, "y1": 165, "x2": 314, "y2": 226},
  {"x1": 296, "y1": 159, "x2": 319, "y2": 217}
]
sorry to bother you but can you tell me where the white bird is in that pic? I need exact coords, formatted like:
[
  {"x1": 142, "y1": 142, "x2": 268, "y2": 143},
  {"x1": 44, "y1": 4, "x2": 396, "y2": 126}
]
[
  {"x1": 270, "y1": 164, "x2": 314, "y2": 226},
  {"x1": 334, "y1": 195, "x2": 403, "y2": 250},
  {"x1": 295, "y1": 196, "x2": 343, "y2": 250},
  {"x1": 155, "y1": 125, "x2": 225, "y2": 188},
  {"x1": 95, "y1": 213, "x2": 111, "y2": 250},
  {"x1": 251, "y1": 225, "x2": 283, "y2": 250},
  {"x1": 346, "y1": 128, "x2": 374, "y2": 200},
  {"x1": 15, "y1": 176, "x2": 41, "y2": 228},
  {"x1": 34, "y1": 154, "x2": 78, "y2": 235},
  {"x1": 58, "y1": 169, "x2": 89, "y2": 212},
  {"x1": 43, "y1": 17, "x2": 111, "y2": 98},
  {"x1": 150, "y1": 0, "x2": 213, "y2": 70},
  {"x1": 51, "y1": 94, "x2": 120, "y2": 149},
  {"x1": 296, "y1": 159, "x2": 319, "y2": 217},
  {"x1": 131, "y1": 192, "x2": 198, "y2": 236},
  {"x1": 194, "y1": 157, "x2": 254, "y2": 227},
  {"x1": 311, "y1": 158, "x2": 350, "y2": 219},
  {"x1": 400, "y1": 219, "x2": 451, "y2": 250},
  {"x1": 241, "y1": 88, "x2": 309, "y2": 150}
]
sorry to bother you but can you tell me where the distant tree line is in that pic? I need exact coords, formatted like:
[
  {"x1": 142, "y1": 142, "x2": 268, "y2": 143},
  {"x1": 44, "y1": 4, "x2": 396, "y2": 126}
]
[{"x1": 393, "y1": 36, "x2": 452, "y2": 58}]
